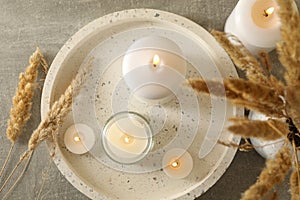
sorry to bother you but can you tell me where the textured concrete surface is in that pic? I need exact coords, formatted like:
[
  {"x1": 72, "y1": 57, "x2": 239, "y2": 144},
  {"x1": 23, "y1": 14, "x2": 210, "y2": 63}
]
[{"x1": 0, "y1": 0, "x2": 299, "y2": 199}]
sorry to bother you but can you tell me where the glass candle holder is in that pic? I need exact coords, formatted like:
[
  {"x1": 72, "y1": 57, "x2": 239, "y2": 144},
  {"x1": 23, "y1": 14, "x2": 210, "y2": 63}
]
[{"x1": 102, "y1": 111, "x2": 153, "y2": 164}]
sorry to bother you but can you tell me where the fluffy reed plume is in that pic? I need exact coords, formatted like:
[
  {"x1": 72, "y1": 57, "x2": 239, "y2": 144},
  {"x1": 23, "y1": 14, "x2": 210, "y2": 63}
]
[
  {"x1": 241, "y1": 146, "x2": 292, "y2": 200},
  {"x1": 0, "y1": 58, "x2": 93, "y2": 197},
  {"x1": 22, "y1": 57, "x2": 93, "y2": 160},
  {"x1": 187, "y1": 0, "x2": 300, "y2": 198},
  {"x1": 0, "y1": 48, "x2": 47, "y2": 178},
  {"x1": 188, "y1": 78, "x2": 285, "y2": 117},
  {"x1": 290, "y1": 168, "x2": 300, "y2": 200},
  {"x1": 228, "y1": 118, "x2": 289, "y2": 141},
  {"x1": 211, "y1": 30, "x2": 270, "y2": 86},
  {"x1": 276, "y1": 0, "x2": 300, "y2": 86}
]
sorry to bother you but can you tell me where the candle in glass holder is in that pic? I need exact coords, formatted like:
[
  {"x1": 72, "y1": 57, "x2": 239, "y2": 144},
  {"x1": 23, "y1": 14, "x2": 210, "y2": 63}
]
[
  {"x1": 64, "y1": 124, "x2": 95, "y2": 154},
  {"x1": 102, "y1": 112, "x2": 153, "y2": 164},
  {"x1": 162, "y1": 148, "x2": 193, "y2": 179},
  {"x1": 122, "y1": 36, "x2": 187, "y2": 101},
  {"x1": 225, "y1": 0, "x2": 281, "y2": 55}
]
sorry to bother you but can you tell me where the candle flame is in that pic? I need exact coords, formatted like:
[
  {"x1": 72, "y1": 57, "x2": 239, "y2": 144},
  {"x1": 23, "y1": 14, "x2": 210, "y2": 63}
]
[
  {"x1": 74, "y1": 135, "x2": 81, "y2": 142},
  {"x1": 121, "y1": 134, "x2": 134, "y2": 144},
  {"x1": 264, "y1": 7, "x2": 275, "y2": 17},
  {"x1": 170, "y1": 159, "x2": 181, "y2": 169},
  {"x1": 152, "y1": 54, "x2": 160, "y2": 67}
]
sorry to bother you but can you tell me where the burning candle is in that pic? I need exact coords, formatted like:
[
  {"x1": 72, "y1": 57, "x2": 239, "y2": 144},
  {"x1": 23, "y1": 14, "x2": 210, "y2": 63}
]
[
  {"x1": 64, "y1": 124, "x2": 95, "y2": 154},
  {"x1": 162, "y1": 148, "x2": 193, "y2": 179},
  {"x1": 122, "y1": 36, "x2": 187, "y2": 101},
  {"x1": 225, "y1": 0, "x2": 281, "y2": 55},
  {"x1": 102, "y1": 112, "x2": 153, "y2": 164}
]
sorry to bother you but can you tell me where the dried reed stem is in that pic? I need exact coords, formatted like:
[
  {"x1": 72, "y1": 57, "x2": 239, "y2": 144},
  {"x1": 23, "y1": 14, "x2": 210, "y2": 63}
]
[
  {"x1": 290, "y1": 168, "x2": 300, "y2": 200},
  {"x1": 0, "y1": 151, "x2": 33, "y2": 193},
  {"x1": 1, "y1": 152, "x2": 32, "y2": 200},
  {"x1": 187, "y1": 78, "x2": 241, "y2": 99},
  {"x1": 285, "y1": 86, "x2": 300, "y2": 131},
  {"x1": 276, "y1": 0, "x2": 300, "y2": 86},
  {"x1": 6, "y1": 47, "x2": 47, "y2": 143},
  {"x1": 218, "y1": 140, "x2": 254, "y2": 152},
  {"x1": 211, "y1": 30, "x2": 270, "y2": 86},
  {"x1": 0, "y1": 143, "x2": 15, "y2": 177},
  {"x1": 1, "y1": 48, "x2": 47, "y2": 178},
  {"x1": 258, "y1": 51, "x2": 272, "y2": 74},
  {"x1": 228, "y1": 118, "x2": 289, "y2": 141},
  {"x1": 226, "y1": 79, "x2": 284, "y2": 110},
  {"x1": 21, "y1": 57, "x2": 93, "y2": 160},
  {"x1": 241, "y1": 146, "x2": 292, "y2": 200}
]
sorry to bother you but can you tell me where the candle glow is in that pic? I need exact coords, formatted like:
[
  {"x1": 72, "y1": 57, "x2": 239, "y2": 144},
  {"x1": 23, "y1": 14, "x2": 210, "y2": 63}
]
[
  {"x1": 170, "y1": 159, "x2": 181, "y2": 169},
  {"x1": 264, "y1": 7, "x2": 274, "y2": 17},
  {"x1": 73, "y1": 135, "x2": 81, "y2": 142},
  {"x1": 121, "y1": 134, "x2": 134, "y2": 144},
  {"x1": 152, "y1": 54, "x2": 160, "y2": 67}
]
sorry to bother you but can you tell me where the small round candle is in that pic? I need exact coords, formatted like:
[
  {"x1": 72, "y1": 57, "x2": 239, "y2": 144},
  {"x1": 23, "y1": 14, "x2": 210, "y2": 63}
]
[
  {"x1": 102, "y1": 112, "x2": 153, "y2": 164},
  {"x1": 225, "y1": 0, "x2": 281, "y2": 55},
  {"x1": 64, "y1": 124, "x2": 95, "y2": 154},
  {"x1": 122, "y1": 36, "x2": 187, "y2": 101},
  {"x1": 162, "y1": 148, "x2": 193, "y2": 179}
]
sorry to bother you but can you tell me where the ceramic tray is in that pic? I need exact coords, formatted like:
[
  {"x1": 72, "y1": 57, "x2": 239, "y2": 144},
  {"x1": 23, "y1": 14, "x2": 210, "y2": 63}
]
[{"x1": 41, "y1": 9, "x2": 242, "y2": 200}]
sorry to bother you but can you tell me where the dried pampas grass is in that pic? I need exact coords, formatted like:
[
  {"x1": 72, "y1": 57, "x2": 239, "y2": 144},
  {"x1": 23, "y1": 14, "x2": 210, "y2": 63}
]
[
  {"x1": 241, "y1": 146, "x2": 292, "y2": 200},
  {"x1": 228, "y1": 118, "x2": 289, "y2": 141},
  {"x1": 0, "y1": 57, "x2": 93, "y2": 198},
  {"x1": 0, "y1": 48, "x2": 48, "y2": 178},
  {"x1": 187, "y1": 0, "x2": 300, "y2": 199}
]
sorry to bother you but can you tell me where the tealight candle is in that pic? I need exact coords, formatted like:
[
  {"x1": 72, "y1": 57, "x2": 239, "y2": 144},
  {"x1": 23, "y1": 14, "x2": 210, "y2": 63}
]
[
  {"x1": 122, "y1": 36, "x2": 187, "y2": 101},
  {"x1": 225, "y1": 0, "x2": 281, "y2": 55},
  {"x1": 64, "y1": 124, "x2": 95, "y2": 154},
  {"x1": 102, "y1": 112, "x2": 153, "y2": 164},
  {"x1": 162, "y1": 148, "x2": 193, "y2": 179}
]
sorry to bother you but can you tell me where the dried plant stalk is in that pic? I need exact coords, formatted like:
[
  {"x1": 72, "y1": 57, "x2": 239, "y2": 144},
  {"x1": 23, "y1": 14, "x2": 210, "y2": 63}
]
[
  {"x1": 232, "y1": 99, "x2": 284, "y2": 118},
  {"x1": 276, "y1": 0, "x2": 300, "y2": 86},
  {"x1": 285, "y1": 86, "x2": 300, "y2": 131},
  {"x1": 187, "y1": 78, "x2": 241, "y2": 99},
  {"x1": 290, "y1": 168, "x2": 300, "y2": 200},
  {"x1": 0, "y1": 48, "x2": 47, "y2": 178},
  {"x1": 228, "y1": 118, "x2": 289, "y2": 141},
  {"x1": 21, "y1": 58, "x2": 93, "y2": 160},
  {"x1": 6, "y1": 47, "x2": 47, "y2": 143},
  {"x1": 218, "y1": 140, "x2": 254, "y2": 152},
  {"x1": 0, "y1": 58, "x2": 92, "y2": 196},
  {"x1": 226, "y1": 78, "x2": 284, "y2": 109},
  {"x1": 211, "y1": 30, "x2": 270, "y2": 86},
  {"x1": 241, "y1": 146, "x2": 292, "y2": 200},
  {"x1": 187, "y1": 78, "x2": 285, "y2": 117},
  {"x1": 258, "y1": 51, "x2": 272, "y2": 74}
]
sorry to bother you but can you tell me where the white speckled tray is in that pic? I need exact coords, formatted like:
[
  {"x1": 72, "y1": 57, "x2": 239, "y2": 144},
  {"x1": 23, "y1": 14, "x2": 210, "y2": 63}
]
[{"x1": 41, "y1": 9, "x2": 242, "y2": 200}]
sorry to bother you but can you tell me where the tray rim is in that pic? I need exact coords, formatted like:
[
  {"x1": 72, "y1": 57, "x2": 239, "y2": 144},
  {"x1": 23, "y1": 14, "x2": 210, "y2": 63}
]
[{"x1": 41, "y1": 8, "x2": 242, "y2": 200}]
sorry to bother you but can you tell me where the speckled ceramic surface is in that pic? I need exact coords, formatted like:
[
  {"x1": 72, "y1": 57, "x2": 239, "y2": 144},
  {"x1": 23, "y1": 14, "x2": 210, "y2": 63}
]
[{"x1": 41, "y1": 9, "x2": 242, "y2": 200}]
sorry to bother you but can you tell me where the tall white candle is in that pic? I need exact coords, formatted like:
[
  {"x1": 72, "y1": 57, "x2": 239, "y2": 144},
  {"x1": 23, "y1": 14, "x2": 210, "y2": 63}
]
[
  {"x1": 102, "y1": 112, "x2": 153, "y2": 164},
  {"x1": 225, "y1": 0, "x2": 281, "y2": 55},
  {"x1": 122, "y1": 36, "x2": 187, "y2": 101},
  {"x1": 64, "y1": 124, "x2": 95, "y2": 154}
]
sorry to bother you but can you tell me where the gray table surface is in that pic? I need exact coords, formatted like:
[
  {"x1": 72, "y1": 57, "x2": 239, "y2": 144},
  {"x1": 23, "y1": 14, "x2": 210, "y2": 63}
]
[{"x1": 1, "y1": 0, "x2": 299, "y2": 199}]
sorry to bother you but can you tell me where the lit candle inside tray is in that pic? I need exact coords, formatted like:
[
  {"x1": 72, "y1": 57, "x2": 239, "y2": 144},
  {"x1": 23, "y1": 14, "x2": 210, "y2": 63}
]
[
  {"x1": 122, "y1": 36, "x2": 187, "y2": 102},
  {"x1": 64, "y1": 124, "x2": 95, "y2": 154},
  {"x1": 102, "y1": 112, "x2": 153, "y2": 164},
  {"x1": 225, "y1": 0, "x2": 281, "y2": 55},
  {"x1": 162, "y1": 148, "x2": 193, "y2": 179}
]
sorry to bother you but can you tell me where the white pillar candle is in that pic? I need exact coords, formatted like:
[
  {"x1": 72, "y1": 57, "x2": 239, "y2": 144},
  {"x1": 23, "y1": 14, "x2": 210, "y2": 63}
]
[
  {"x1": 64, "y1": 124, "x2": 95, "y2": 154},
  {"x1": 225, "y1": 0, "x2": 281, "y2": 55},
  {"x1": 122, "y1": 36, "x2": 187, "y2": 101},
  {"x1": 162, "y1": 148, "x2": 193, "y2": 179},
  {"x1": 102, "y1": 112, "x2": 153, "y2": 164}
]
